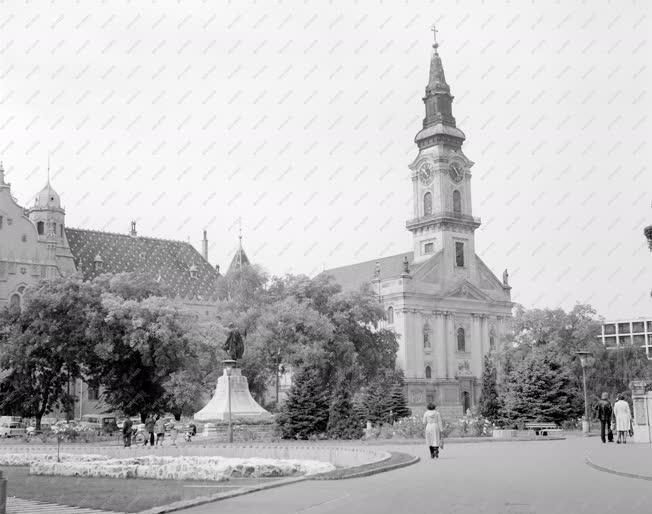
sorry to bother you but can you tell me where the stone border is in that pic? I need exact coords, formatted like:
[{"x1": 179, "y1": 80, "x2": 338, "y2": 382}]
[
  {"x1": 585, "y1": 458, "x2": 652, "y2": 482},
  {"x1": 311, "y1": 452, "x2": 419, "y2": 480}
]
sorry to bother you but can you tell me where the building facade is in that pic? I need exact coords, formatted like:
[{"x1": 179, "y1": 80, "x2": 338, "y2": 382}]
[
  {"x1": 323, "y1": 37, "x2": 513, "y2": 418},
  {"x1": 599, "y1": 318, "x2": 652, "y2": 358}
]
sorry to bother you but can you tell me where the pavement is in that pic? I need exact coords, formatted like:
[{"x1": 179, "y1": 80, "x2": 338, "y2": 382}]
[
  {"x1": 177, "y1": 436, "x2": 652, "y2": 514},
  {"x1": 586, "y1": 440, "x2": 652, "y2": 480}
]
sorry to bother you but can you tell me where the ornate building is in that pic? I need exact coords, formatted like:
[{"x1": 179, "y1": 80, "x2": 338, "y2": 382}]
[{"x1": 323, "y1": 34, "x2": 513, "y2": 418}]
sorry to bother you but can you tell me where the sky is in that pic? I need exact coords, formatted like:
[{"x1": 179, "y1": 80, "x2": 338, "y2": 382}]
[{"x1": 1, "y1": 0, "x2": 651, "y2": 320}]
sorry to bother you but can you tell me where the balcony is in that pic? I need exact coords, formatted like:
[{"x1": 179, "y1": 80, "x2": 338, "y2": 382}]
[{"x1": 406, "y1": 211, "x2": 481, "y2": 231}]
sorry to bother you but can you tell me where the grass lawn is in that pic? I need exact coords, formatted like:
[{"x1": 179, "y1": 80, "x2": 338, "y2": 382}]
[{"x1": 3, "y1": 466, "x2": 282, "y2": 512}]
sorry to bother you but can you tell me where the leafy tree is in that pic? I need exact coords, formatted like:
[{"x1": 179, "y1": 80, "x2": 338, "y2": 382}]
[
  {"x1": 327, "y1": 375, "x2": 362, "y2": 439},
  {"x1": 0, "y1": 277, "x2": 100, "y2": 429},
  {"x1": 502, "y1": 346, "x2": 583, "y2": 424},
  {"x1": 277, "y1": 366, "x2": 330, "y2": 439},
  {"x1": 478, "y1": 355, "x2": 501, "y2": 422}
]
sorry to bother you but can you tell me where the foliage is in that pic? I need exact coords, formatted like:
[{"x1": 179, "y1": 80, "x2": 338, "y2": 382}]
[
  {"x1": 457, "y1": 408, "x2": 493, "y2": 437},
  {"x1": 277, "y1": 366, "x2": 330, "y2": 439},
  {"x1": 501, "y1": 345, "x2": 583, "y2": 424},
  {"x1": 0, "y1": 277, "x2": 100, "y2": 428},
  {"x1": 478, "y1": 355, "x2": 501, "y2": 422},
  {"x1": 326, "y1": 377, "x2": 363, "y2": 439}
]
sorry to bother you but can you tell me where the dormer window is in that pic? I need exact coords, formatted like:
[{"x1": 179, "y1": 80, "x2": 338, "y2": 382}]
[
  {"x1": 189, "y1": 264, "x2": 198, "y2": 279},
  {"x1": 93, "y1": 254, "x2": 103, "y2": 272}
]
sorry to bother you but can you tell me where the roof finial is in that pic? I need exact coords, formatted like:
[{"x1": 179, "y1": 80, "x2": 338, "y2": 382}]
[
  {"x1": 431, "y1": 23, "x2": 439, "y2": 52},
  {"x1": 238, "y1": 216, "x2": 243, "y2": 247},
  {"x1": 47, "y1": 153, "x2": 51, "y2": 185}
]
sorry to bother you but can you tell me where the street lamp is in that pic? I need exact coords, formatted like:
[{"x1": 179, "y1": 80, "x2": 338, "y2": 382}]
[{"x1": 575, "y1": 350, "x2": 593, "y2": 434}]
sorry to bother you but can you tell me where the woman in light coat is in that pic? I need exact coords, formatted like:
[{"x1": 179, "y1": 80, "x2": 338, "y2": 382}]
[
  {"x1": 423, "y1": 402, "x2": 443, "y2": 459},
  {"x1": 613, "y1": 394, "x2": 632, "y2": 444}
]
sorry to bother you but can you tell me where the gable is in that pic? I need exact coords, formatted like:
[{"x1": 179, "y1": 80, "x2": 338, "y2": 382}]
[
  {"x1": 444, "y1": 280, "x2": 494, "y2": 302},
  {"x1": 411, "y1": 250, "x2": 443, "y2": 284},
  {"x1": 475, "y1": 255, "x2": 505, "y2": 291}
]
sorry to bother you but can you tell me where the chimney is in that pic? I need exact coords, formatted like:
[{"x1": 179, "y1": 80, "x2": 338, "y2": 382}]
[
  {"x1": 202, "y1": 229, "x2": 209, "y2": 262},
  {"x1": 130, "y1": 220, "x2": 137, "y2": 237}
]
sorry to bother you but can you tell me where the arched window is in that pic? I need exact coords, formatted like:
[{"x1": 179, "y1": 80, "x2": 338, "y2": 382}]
[
  {"x1": 425, "y1": 365, "x2": 432, "y2": 379},
  {"x1": 9, "y1": 294, "x2": 21, "y2": 310},
  {"x1": 423, "y1": 324, "x2": 431, "y2": 349},
  {"x1": 386, "y1": 306, "x2": 394, "y2": 324},
  {"x1": 423, "y1": 192, "x2": 432, "y2": 216},
  {"x1": 489, "y1": 329, "x2": 496, "y2": 350},
  {"x1": 453, "y1": 190, "x2": 461, "y2": 214},
  {"x1": 457, "y1": 327, "x2": 466, "y2": 352},
  {"x1": 37, "y1": 221, "x2": 44, "y2": 235}
]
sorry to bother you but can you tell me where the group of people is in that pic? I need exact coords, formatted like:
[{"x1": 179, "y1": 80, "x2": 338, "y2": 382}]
[
  {"x1": 594, "y1": 392, "x2": 634, "y2": 444},
  {"x1": 121, "y1": 415, "x2": 197, "y2": 448}
]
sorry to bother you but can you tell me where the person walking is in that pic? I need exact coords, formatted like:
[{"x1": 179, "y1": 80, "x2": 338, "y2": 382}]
[
  {"x1": 122, "y1": 418, "x2": 133, "y2": 447},
  {"x1": 423, "y1": 403, "x2": 443, "y2": 459},
  {"x1": 154, "y1": 415, "x2": 165, "y2": 447},
  {"x1": 144, "y1": 414, "x2": 156, "y2": 447},
  {"x1": 613, "y1": 394, "x2": 632, "y2": 444},
  {"x1": 594, "y1": 392, "x2": 613, "y2": 444}
]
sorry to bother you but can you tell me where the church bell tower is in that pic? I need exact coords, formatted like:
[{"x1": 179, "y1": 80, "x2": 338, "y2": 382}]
[{"x1": 406, "y1": 28, "x2": 481, "y2": 284}]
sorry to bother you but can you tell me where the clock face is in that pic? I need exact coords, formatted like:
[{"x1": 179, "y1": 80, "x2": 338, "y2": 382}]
[
  {"x1": 449, "y1": 162, "x2": 464, "y2": 183},
  {"x1": 418, "y1": 162, "x2": 435, "y2": 185}
]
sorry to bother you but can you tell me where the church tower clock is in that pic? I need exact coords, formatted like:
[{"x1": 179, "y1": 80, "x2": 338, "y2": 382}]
[{"x1": 407, "y1": 29, "x2": 481, "y2": 288}]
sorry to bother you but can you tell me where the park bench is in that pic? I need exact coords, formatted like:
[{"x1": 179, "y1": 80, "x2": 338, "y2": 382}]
[{"x1": 524, "y1": 422, "x2": 563, "y2": 437}]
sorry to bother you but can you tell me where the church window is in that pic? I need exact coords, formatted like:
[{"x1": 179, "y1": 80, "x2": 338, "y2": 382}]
[
  {"x1": 423, "y1": 192, "x2": 432, "y2": 216},
  {"x1": 425, "y1": 365, "x2": 432, "y2": 379},
  {"x1": 386, "y1": 306, "x2": 394, "y2": 324},
  {"x1": 37, "y1": 221, "x2": 44, "y2": 235},
  {"x1": 457, "y1": 328, "x2": 466, "y2": 352},
  {"x1": 453, "y1": 190, "x2": 462, "y2": 214},
  {"x1": 423, "y1": 324, "x2": 431, "y2": 348},
  {"x1": 9, "y1": 294, "x2": 21, "y2": 310},
  {"x1": 424, "y1": 242, "x2": 434, "y2": 254},
  {"x1": 455, "y1": 242, "x2": 465, "y2": 267}
]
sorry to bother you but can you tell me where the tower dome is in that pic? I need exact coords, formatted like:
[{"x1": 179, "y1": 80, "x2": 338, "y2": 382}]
[{"x1": 34, "y1": 182, "x2": 62, "y2": 209}]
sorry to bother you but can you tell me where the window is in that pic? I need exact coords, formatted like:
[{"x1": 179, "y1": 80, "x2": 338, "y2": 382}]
[
  {"x1": 423, "y1": 324, "x2": 431, "y2": 349},
  {"x1": 455, "y1": 242, "x2": 465, "y2": 267},
  {"x1": 618, "y1": 323, "x2": 630, "y2": 333},
  {"x1": 88, "y1": 387, "x2": 99, "y2": 401},
  {"x1": 604, "y1": 324, "x2": 616, "y2": 335},
  {"x1": 386, "y1": 307, "x2": 394, "y2": 324},
  {"x1": 37, "y1": 221, "x2": 44, "y2": 235},
  {"x1": 457, "y1": 328, "x2": 466, "y2": 352},
  {"x1": 453, "y1": 190, "x2": 461, "y2": 214},
  {"x1": 9, "y1": 294, "x2": 20, "y2": 310},
  {"x1": 632, "y1": 322, "x2": 645, "y2": 333},
  {"x1": 424, "y1": 242, "x2": 434, "y2": 254},
  {"x1": 425, "y1": 365, "x2": 432, "y2": 379},
  {"x1": 423, "y1": 192, "x2": 433, "y2": 216}
]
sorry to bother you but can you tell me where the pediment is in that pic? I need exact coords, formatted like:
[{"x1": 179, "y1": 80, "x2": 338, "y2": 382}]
[{"x1": 444, "y1": 281, "x2": 493, "y2": 302}]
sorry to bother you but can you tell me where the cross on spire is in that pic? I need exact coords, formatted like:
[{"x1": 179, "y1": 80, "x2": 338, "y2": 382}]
[{"x1": 431, "y1": 24, "x2": 439, "y2": 50}]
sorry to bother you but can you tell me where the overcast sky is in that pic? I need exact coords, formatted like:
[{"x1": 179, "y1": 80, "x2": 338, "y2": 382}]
[{"x1": 1, "y1": 0, "x2": 650, "y2": 320}]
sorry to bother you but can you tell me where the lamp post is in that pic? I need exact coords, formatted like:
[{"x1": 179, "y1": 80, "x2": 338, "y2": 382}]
[{"x1": 575, "y1": 350, "x2": 593, "y2": 434}]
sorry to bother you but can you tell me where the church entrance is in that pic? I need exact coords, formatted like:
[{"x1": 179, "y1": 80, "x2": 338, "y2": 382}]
[{"x1": 461, "y1": 391, "x2": 470, "y2": 414}]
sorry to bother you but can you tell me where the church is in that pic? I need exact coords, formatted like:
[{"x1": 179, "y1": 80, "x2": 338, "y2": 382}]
[{"x1": 323, "y1": 34, "x2": 513, "y2": 418}]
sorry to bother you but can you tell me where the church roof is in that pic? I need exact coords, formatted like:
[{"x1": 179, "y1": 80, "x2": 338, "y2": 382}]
[
  {"x1": 33, "y1": 181, "x2": 62, "y2": 210},
  {"x1": 65, "y1": 228, "x2": 221, "y2": 301},
  {"x1": 321, "y1": 251, "x2": 415, "y2": 292},
  {"x1": 227, "y1": 241, "x2": 250, "y2": 274}
]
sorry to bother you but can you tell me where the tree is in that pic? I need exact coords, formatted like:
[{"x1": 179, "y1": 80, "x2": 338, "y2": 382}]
[
  {"x1": 327, "y1": 375, "x2": 362, "y2": 439},
  {"x1": 0, "y1": 277, "x2": 100, "y2": 429},
  {"x1": 388, "y1": 371, "x2": 411, "y2": 421},
  {"x1": 478, "y1": 355, "x2": 501, "y2": 422},
  {"x1": 277, "y1": 366, "x2": 330, "y2": 439},
  {"x1": 502, "y1": 346, "x2": 583, "y2": 424}
]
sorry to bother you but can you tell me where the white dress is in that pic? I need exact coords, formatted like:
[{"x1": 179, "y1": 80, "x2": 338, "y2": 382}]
[
  {"x1": 423, "y1": 409, "x2": 442, "y2": 446},
  {"x1": 613, "y1": 400, "x2": 632, "y2": 431}
]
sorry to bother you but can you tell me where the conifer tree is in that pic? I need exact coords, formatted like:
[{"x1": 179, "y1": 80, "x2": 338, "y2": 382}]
[
  {"x1": 478, "y1": 355, "x2": 501, "y2": 421},
  {"x1": 327, "y1": 378, "x2": 363, "y2": 439},
  {"x1": 388, "y1": 372, "x2": 411, "y2": 421},
  {"x1": 277, "y1": 366, "x2": 330, "y2": 439}
]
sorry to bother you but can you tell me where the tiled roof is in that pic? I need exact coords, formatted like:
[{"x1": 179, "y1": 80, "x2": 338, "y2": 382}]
[
  {"x1": 227, "y1": 244, "x2": 250, "y2": 274},
  {"x1": 66, "y1": 228, "x2": 220, "y2": 301},
  {"x1": 321, "y1": 251, "x2": 416, "y2": 292}
]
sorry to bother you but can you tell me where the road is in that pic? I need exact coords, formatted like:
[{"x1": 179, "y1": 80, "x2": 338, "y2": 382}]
[{"x1": 180, "y1": 437, "x2": 652, "y2": 514}]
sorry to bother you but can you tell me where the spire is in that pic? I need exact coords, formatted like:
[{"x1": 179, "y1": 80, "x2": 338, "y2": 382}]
[
  {"x1": 227, "y1": 221, "x2": 250, "y2": 275},
  {"x1": 427, "y1": 25, "x2": 450, "y2": 96}
]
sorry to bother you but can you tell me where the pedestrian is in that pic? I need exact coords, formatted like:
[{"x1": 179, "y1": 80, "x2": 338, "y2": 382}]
[
  {"x1": 122, "y1": 418, "x2": 133, "y2": 447},
  {"x1": 144, "y1": 414, "x2": 156, "y2": 447},
  {"x1": 593, "y1": 392, "x2": 613, "y2": 444},
  {"x1": 169, "y1": 423, "x2": 178, "y2": 446},
  {"x1": 613, "y1": 394, "x2": 632, "y2": 444},
  {"x1": 154, "y1": 415, "x2": 165, "y2": 446},
  {"x1": 422, "y1": 402, "x2": 443, "y2": 459}
]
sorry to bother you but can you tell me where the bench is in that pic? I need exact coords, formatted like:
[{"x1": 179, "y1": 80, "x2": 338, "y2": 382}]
[{"x1": 524, "y1": 423, "x2": 563, "y2": 437}]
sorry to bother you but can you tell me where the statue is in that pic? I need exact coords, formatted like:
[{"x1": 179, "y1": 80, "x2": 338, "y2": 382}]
[
  {"x1": 403, "y1": 256, "x2": 410, "y2": 274},
  {"x1": 502, "y1": 269, "x2": 509, "y2": 287},
  {"x1": 373, "y1": 261, "x2": 381, "y2": 278},
  {"x1": 222, "y1": 324, "x2": 245, "y2": 361}
]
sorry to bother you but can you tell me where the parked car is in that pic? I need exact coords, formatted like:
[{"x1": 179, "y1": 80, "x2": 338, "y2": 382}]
[
  {"x1": 78, "y1": 415, "x2": 119, "y2": 434},
  {"x1": 0, "y1": 421, "x2": 26, "y2": 438}
]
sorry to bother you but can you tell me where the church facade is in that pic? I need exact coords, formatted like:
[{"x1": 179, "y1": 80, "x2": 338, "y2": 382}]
[{"x1": 323, "y1": 37, "x2": 513, "y2": 418}]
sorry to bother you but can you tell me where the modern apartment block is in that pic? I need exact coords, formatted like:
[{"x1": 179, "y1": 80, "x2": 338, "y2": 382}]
[{"x1": 600, "y1": 318, "x2": 652, "y2": 358}]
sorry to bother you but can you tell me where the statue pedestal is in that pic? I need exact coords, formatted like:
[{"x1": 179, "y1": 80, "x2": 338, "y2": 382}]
[
  {"x1": 194, "y1": 366, "x2": 271, "y2": 422},
  {"x1": 630, "y1": 381, "x2": 652, "y2": 443}
]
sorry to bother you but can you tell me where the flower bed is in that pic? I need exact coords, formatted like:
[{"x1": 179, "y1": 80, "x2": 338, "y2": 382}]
[{"x1": 0, "y1": 453, "x2": 335, "y2": 482}]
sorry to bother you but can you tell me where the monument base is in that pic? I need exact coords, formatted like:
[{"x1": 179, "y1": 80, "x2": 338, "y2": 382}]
[{"x1": 194, "y1": 366, "x2": 271, "y2": 422}]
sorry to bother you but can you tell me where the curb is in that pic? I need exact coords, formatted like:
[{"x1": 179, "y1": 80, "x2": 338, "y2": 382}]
[
  {"x1": 360, "y1": 437, "x2": 565, "y2": 446},
  {"x1": 311, "y1": 452, "x2": 420, "y2": 480},
  {"x1": 585, "y1": 458, "x2": 652, "y2": 482}
]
